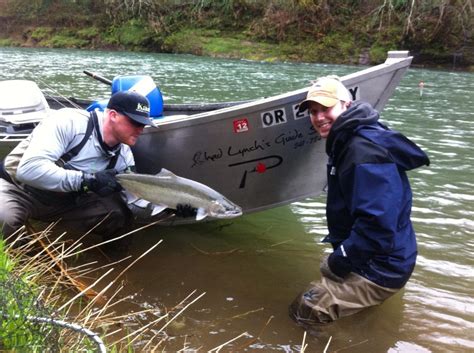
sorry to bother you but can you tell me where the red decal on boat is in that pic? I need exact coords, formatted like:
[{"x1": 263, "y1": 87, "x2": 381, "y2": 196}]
[
  {"x1": 256, "y1": 163, "x2": 266, "y2": 173},
  {"x1": 233, "y1": 118, "x2": 249, "y2": 133}
]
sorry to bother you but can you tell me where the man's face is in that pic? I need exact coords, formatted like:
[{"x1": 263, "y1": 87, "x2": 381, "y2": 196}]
[
  {"x1": 112, "y1": 110, "x2": 145, "y2": 146},
  {"x1": 308, "y1": 101, "x2": 348, "y2": 139}
]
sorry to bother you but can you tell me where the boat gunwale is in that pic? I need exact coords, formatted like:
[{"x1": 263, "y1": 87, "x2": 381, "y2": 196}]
[
  {"x1": 143, "y1": 53, "x2": 414, "y2": 133},
  {"x1": 1, "y1": 51, "x2": 413, "y2": 148}
]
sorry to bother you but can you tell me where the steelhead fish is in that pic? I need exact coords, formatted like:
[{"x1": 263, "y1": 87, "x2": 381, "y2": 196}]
[{"x1": 116, "y1": 169, "x2": 243, "y2": 221}]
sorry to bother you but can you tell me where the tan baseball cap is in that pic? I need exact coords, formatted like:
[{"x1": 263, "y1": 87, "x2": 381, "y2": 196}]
[{"x1": 299, "y1": 76, "x2": 351, "y2": 112}]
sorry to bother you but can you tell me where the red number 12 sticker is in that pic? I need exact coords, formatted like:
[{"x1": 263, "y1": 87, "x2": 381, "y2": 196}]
[{"x1": 233, "y1": 118, "x2": 249, "y2": 133}]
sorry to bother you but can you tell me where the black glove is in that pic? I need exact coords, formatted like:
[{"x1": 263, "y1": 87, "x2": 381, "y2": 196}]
[
  {"x1": 320, "y1": 255, "x2": 346, "y2": 283},
  {"x1": 128, "y1": 201, "x2": 154, "y2": 220},
  {"x1": 81, "y1": 169, "x2": 122, "y2": 197},
  {"x1": 175, "y1": 204, "x2": 198, "y2": 218}
]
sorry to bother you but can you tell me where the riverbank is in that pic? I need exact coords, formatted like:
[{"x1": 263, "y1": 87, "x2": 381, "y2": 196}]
[
  {"x1": 1, "y1": 24, "x2": 472, "y2": 71},
  {"x1": 0, "y1": 1, "x2": 472, "y2": 71}
]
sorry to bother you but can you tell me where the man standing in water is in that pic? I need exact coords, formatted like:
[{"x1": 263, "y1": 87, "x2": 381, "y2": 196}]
[
  {"x1": 289, "y1": 76, "x2": 429, "y2": 327},
  {"x1": 0, "y1": 90, "x2": 195, "y2": 241}
]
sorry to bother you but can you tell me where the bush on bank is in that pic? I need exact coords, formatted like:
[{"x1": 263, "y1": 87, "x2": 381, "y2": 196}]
[
  {"x1": 0, "y1": 0, "x2": 472, "y2": 68},
  {"x1": 0, "y1": 238, "x2": 53, "y2": 351}
]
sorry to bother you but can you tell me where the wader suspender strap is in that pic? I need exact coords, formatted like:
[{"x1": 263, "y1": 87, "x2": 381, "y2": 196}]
[
  {"x1": 91, "y1": 111, "x2": 120, "y2": 170},
  {"x1": 107, "y1": 150, "x2": 120, "y2": 169},
  {"x1": 60, "y1": 110, "x2": 119, "y2": 169},
  {"x1": 58, "y1": 112, "x2": 94, "y2": 165}
]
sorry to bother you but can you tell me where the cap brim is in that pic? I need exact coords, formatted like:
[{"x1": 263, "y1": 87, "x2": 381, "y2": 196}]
[
  {"x1": 123, "y1": 112, "x2": 154, "y2": 126},
  {"x1": 298, "y1": 97, "x2": 339, "y2": 113}
]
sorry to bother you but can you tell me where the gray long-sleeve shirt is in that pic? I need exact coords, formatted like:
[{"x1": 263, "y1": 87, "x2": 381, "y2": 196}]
[{"x1": 11, "y1": 108, "x2": 134, "y2": 192}]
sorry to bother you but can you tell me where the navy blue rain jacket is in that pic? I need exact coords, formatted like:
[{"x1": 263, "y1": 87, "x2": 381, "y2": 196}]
[{"x1": 323, "y1": 102, "x2": 429, "y2": 289}]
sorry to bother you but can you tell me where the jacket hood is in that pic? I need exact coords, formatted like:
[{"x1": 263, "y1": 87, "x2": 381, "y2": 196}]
[
  {"x1": 331, "y1": 101, "x2": 380, "y2": 133},
  {"x1": 327, "y1": 102, "x2": 430, "y2": 171},
  {"x1": 326, "y1": 102, "x2": 379, "y2": 154}
]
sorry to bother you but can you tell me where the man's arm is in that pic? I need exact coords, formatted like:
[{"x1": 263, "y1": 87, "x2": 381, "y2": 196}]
[
  {"x1": 16, "y1": 111, "x2": 86, "y2": 192},
  {"x1": 327, "y1": 163, "x2": 403, "y2": 278}
]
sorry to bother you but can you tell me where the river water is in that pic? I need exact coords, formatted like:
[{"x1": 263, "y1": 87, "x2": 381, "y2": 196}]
[{"x1": 1, "y1": 47, "x2": 473, "y2": 352}]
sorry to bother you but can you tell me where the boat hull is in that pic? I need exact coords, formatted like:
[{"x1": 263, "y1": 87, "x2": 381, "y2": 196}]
[{"x1": 133, "y1": 51, "x2": 413, "y2": 214}]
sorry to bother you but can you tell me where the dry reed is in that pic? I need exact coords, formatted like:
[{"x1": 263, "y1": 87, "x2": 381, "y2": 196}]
[{"x1": 2, "y1": 222, "x2": 206, "y2": 352}]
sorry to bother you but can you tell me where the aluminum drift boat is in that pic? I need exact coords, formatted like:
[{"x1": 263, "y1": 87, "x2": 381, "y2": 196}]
[
  {"x1": 133, "y1": 51, "x2": 412, "y2": 214},
  {"x1": 0, "y1": 51, "x2": 412, "y2": 216}
]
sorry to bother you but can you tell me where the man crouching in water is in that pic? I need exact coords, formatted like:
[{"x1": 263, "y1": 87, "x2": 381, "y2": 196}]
[
  {"x1": 289, "y1": 76, "x2": 430, "y2": 327},
  {"x1": 0, "y1": 91, "x2": 195, "y2": 242}
]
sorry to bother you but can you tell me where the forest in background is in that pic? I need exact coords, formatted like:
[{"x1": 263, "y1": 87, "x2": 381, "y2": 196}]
[{"x1": 0, "y1": 0, "x2": 472, "y2": 69}]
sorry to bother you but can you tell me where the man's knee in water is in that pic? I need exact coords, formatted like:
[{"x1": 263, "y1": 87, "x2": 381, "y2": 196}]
[{"x1": 289, "y1": 285, "x2": 333, "y2": 326}]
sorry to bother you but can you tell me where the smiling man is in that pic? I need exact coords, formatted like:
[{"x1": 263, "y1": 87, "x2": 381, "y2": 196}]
[{"x1": 289, "y1": 76, "x2": 430, "y2": 328}]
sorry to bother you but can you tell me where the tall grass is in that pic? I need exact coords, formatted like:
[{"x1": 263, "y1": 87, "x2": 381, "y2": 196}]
[
  {"x1": 0, "y1": 223, "x2": 207, "y2": 351},
  {"x1": 0, "y1": 232, "x2": 59, "y2": 351}
]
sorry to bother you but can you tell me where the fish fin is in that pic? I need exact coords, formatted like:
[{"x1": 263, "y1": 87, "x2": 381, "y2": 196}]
[
  {"x1": 124, "y1": 190, "x2": 140, "y2": 202},
  {"x1": 157, "y1": 168, "x2": 176, "y2": 178},
  {"x1": 151, "y1": 204, "x2": 168, "y2": 216},
  {"x1": 196, "y1": 208, "x2": 208, "y2": 221}
]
